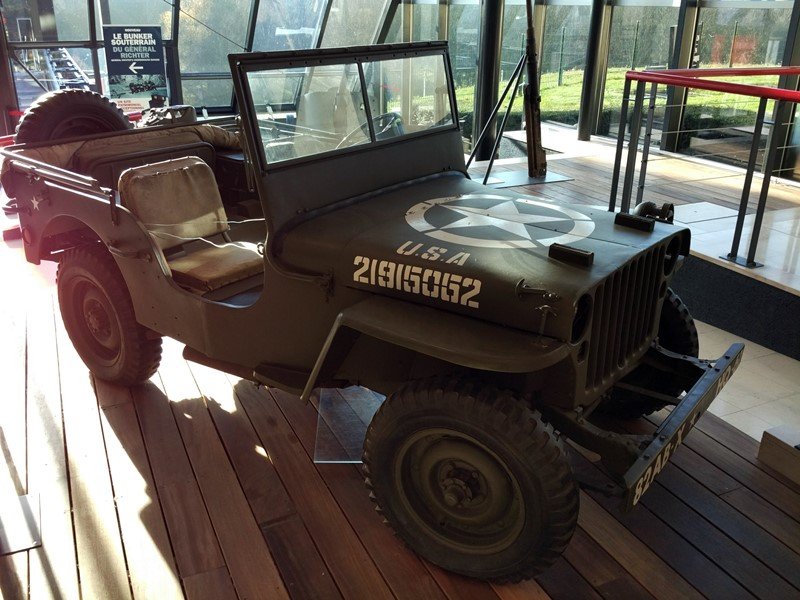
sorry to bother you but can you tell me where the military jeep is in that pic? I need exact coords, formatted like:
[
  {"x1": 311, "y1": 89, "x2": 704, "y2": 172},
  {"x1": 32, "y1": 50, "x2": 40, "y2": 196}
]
[{"x1": 1, "y1": 42, "x2": 743, "y2": 582}]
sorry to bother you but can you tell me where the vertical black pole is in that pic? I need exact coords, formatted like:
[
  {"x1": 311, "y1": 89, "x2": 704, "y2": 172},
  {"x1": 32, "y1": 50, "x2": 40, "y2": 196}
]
[
  {"x1": 316, "y1": 0, "x2": 335, "y2": 48},
  {"x1": 0, "y1": 14, "x2": 19, "y2": 135},
  {"x1": 660, "y1": 0, "x2": 699, "y2": 152},
  {"x1": 98, "y1": 0, "x2": 111, "y2": 24},
  {"x1": 166, "y1": 0, "x2": 183, "y2": 104},
  {"x1": 245, "y1": 0, "x2": 261, "y2": 51},
  {"x1": 620, "y1": 80, "x2": 646, "y2": 213},
  {"x1": 746, "y1": 100, "x2": 782, "y2": 267},
  {"x1": 524, "y1": 0, "x2": 547, "y2": 177},
  {"x1": 95, "y1": 0, "x2": 111, "y2": 96},
  {"x1": 87, "y1": 0, "x2": 102, "y2": 94},
  {"x1": 635, "y1": 82, "x2": 658, "y2": 205},
  {"x1": 376, "y1": 0, "x2": 401, "y2": 44},
  {"x1": 774, "y1": 0, "x2": 800, "y2": 177},
  {"x1": 727, "y1": 97, "x2": 767, "y2": 261},
  {"x1": 608, "y1": 77, "x2": 632, "y2": 212},
  {"x1": 577, "y1": 0, "x2": 605, "y2": 140},
  {"x1": 473, "y1": 0, "x2": 505, "y2": 161}
]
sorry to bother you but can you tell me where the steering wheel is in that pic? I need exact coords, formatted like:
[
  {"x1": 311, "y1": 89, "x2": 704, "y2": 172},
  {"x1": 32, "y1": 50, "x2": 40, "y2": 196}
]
[{"x1": 336, "y1": 112, "x2": 403, "y2": 149}]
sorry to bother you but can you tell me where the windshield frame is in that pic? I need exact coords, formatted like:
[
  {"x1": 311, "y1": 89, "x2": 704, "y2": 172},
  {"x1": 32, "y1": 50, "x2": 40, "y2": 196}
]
[{"x1": 230, "y1": 42, "x2": 460, "y2": 173}]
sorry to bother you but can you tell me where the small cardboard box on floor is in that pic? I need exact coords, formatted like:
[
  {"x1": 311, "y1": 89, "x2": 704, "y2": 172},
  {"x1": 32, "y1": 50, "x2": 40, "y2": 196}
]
[{"x1": 759, "y1": 426, "x2": 800, "y2": 486}]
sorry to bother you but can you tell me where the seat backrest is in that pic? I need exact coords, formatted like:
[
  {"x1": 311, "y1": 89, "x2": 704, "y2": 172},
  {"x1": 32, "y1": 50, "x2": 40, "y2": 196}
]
[
  {"x1": 296, "y1": 90, "x2": 336, "y2": 133},
  {"x1": 118, "y1": 156, "x2": 227, "y2": 250},
  {"x1": 87, "y1": 141, "x2": 215, "y2": 189}
]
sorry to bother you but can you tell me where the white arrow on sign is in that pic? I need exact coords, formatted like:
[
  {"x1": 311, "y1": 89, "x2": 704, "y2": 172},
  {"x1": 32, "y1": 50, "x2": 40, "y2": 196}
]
[{"x1": 128, "y1": 62, "x2": 144, "y2": 74}]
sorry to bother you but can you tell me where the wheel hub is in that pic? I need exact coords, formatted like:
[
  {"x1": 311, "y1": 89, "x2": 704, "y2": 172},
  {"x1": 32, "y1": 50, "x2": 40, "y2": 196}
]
[
  {"x1": 70, "y1": 279, "x2": 122, "y2": 362},
  {"x1": 395, "y1": 428, "x2": 526, "y2": 554},
  {"x1": 85, "y1": 301, "x2": 110, "y2": 339},
  {"x1": 439, "y1": 464, "x2": 479, "y2": 508}
]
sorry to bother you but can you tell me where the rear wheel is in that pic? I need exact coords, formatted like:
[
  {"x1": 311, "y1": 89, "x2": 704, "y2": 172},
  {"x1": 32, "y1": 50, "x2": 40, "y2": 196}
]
[
  {"x1": 15, "y1": 89, "x2": 132, "y2": 143},
  {"x1": 363, "y1": 378, "x2": 578, "y2": 582},
  {"x1": 57, "y1": 245, "x2": 161, "y2": 385},
  {"x1": 600, "y1": 288, "x2": 699, "y2": 418}
]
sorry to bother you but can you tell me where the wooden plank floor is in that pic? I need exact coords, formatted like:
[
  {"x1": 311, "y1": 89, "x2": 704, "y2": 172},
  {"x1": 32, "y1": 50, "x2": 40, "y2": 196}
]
[
  {"x1": 1, "y1": 243, "x2": 800, "y2": 600},
  {"x1": 493, "y1": 128, "x2": 800, "y2": 214}
]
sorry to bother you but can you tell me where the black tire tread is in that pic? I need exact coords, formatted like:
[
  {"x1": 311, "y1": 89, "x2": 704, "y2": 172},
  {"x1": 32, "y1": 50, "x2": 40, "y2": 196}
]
[
  {"x1": 16, "y1": 89, "x2": 132, "y2": 144},
  {"x1": 57, "y1": 244, "x2": 161, "y2": 385},
  {"x1": 362, "y1": 377, "x2": 579, "y2": 582},
  {"x1": 657, "y1": 288, "x2": 699, "y2": 358}
]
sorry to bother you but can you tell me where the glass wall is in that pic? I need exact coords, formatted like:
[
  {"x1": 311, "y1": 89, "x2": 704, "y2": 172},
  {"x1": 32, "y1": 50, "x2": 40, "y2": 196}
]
[
  {"x1": 97, "y1": 0, "x2": 172, "y2": 38},
  {"x1": 447, "y1": 4, "x2": 481, "y2": 139},
  {"x1": 680, "y1": 5, "x2": 792, "y2": 168},
  {"x1": 251, "y1": 0, "x2": 323, "y2": 51},
  {"x1": 601, "y1": 6, "x2": 679, "y2": 137},
  {"x1": 177, "y1": 0, "x2": 251, "y2": 107},
  {"x1": 382, "y1": 2, "x2": 477, "y2": 141},
  {"x1": 539, "y1": 4, "x2": 592, "y2": 126},
  {"x1": 383, "y1": 5, "x2": 445, "y2": 45},
  {"x1": 3, "y1": 0, "x2": 89, "y2": 42},
  {"x1": 320, "y1": 0, "x2": 391, "y2": 48}
]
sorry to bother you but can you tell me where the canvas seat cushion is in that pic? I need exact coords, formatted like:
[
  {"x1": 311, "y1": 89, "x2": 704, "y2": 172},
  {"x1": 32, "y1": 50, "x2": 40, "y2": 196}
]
[
  {"x1": 167, "y1": 243, "x2": 263, "y2": 293},
  {"x1": 118, "y1": 155, "x2": 263, "y2": 293}
]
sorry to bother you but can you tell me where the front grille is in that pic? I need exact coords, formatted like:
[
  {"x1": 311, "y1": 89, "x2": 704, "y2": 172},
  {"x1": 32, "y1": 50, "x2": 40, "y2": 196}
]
[{"x1": 585, "y1": 244, "x2": 666, "y2": 390}]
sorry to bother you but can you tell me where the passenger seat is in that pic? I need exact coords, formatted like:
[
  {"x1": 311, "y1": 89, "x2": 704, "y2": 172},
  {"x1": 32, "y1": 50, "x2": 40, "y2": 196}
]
[{"x1": 118, "y1": 156, "x2": 263, "y2": 294}]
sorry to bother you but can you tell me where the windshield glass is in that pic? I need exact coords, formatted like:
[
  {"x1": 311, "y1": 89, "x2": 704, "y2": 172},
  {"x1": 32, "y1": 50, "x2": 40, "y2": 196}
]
[{"x1": 245, "y1": 52, "x2": 454, "y2": 165}]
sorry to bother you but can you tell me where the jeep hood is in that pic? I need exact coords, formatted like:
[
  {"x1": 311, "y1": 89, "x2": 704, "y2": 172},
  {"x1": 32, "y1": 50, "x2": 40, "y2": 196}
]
[{"x1": 280, "y1": 172, "x2": 689, "y2": 341}]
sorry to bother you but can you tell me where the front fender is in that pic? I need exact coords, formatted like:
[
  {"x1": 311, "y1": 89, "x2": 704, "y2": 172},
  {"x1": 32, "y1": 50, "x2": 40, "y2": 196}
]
[{"x1": 301, "y1": 295, "x2": 570, "y2": 401}]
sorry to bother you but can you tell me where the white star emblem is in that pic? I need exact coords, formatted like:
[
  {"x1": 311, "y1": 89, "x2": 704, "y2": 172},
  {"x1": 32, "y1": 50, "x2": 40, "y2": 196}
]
[
  {"x1": 440, "y1": 199, "x2": 573, "y2": 241},
  {"x1": 30, "y1": 196, "x2": 42, "y2": 211},
  {"x1": 405, "y1": 194, "x2": 595, "y2": 249}
]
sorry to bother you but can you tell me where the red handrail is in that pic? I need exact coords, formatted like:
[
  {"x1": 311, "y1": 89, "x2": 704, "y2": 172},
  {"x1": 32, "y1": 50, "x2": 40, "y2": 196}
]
[
  {"x1": 626, "y1": 66, "x2": 800, "y2": 103},
  {"x1": 642, "y1": 66, "x2": 800, "y2": 78}
]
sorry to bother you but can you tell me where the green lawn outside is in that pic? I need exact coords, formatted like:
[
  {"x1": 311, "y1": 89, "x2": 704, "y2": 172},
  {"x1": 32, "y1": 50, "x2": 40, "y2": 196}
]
[{"x1": 453, "y1": 66, "x2": 782, "y2": 136}]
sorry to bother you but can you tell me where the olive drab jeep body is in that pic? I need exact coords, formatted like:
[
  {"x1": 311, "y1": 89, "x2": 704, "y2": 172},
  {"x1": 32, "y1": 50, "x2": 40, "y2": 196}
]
[{"x1": 1, "y1": 42, "x2": 743, "y2": 582}]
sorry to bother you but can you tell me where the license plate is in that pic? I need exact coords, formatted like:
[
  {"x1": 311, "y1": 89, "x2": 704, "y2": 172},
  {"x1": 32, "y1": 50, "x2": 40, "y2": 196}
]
[{"x1": 624, "y1": 343, "x2": 744, "y2": 509}]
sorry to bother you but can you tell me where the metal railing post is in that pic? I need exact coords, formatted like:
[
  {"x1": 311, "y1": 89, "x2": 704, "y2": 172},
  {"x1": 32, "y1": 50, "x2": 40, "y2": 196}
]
[
  {"x1": 635, "y1": 82, "x2": 659, "y2": 206},
  {"x1": 620, "y1": 80, "x2": 646, "y2": 213},
  {"x1": 727, "y1": 96, "x2": 767, "y2": 262},
  {"x1": 608, "y1": 77, "x2": 632, "y2": 212},
  {"x1": 745, "y1": 99, "x2": 782, "y2": 267}
]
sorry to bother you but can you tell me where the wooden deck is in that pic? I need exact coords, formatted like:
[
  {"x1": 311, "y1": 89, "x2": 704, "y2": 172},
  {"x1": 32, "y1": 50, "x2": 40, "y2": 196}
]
[
  {"x1": 497, "y1": 130, "x2": 800, "y2": 214},
  {"x1": 1, "y1": 242, "x2": 800, "y2": 600}
]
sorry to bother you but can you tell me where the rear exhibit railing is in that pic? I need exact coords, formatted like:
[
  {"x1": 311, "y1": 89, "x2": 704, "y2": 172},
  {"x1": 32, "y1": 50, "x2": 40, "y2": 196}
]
[{"x1": 608, "y1": 66, "x2": 800, "y2": 268}]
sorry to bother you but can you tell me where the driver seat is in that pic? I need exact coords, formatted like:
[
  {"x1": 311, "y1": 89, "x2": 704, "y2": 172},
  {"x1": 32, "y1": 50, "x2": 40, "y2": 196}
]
[{"x1": 118, "y1": 156, "x2": 263, "y2": 294}]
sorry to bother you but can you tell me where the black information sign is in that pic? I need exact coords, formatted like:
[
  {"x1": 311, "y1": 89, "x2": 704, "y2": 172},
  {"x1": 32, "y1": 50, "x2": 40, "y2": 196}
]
[{"x1": 103, "y1": 25, "x2": 168, "y2": 111}]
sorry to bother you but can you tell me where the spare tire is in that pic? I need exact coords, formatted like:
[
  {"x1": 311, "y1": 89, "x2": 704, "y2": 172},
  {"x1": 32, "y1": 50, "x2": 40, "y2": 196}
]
[{"x1": 15, "y1": 89, "x2": 133, "y2": 144}]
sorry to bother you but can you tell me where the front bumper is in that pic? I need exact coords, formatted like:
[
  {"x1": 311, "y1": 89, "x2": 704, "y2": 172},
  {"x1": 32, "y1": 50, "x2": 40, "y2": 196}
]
[{"x1": 622, "y1": 342, "x2": 744, "y2": 509}]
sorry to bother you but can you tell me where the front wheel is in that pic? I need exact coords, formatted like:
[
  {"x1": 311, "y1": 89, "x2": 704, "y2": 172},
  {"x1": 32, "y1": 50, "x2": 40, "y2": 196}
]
[
  {"x1": 362, "y1": 378, "x2": 578, "y2": 582},
  {"x1": 57, "y1": 245, "x2": 162, "y2": 386}
]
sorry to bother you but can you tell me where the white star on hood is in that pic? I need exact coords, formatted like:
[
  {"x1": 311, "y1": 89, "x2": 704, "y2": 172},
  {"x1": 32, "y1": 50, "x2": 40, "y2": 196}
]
[{"x1": 440, "y1": 200, "x2": 571, "y2": 241}]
